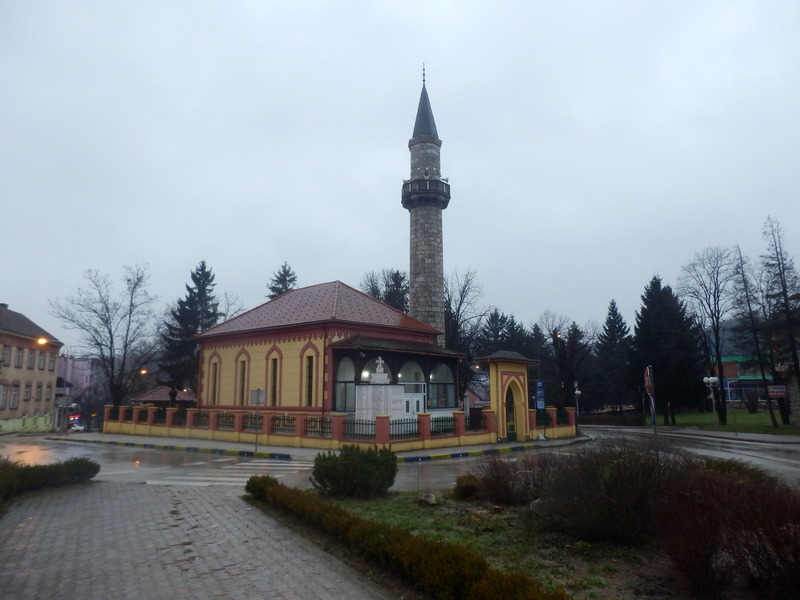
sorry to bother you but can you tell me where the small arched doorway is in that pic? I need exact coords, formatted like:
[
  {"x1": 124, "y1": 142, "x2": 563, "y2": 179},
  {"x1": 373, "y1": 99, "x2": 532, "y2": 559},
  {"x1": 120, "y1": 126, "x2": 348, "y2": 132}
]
[{"x1": 505, "y1": 386, "x2": 517, "y2": 441}]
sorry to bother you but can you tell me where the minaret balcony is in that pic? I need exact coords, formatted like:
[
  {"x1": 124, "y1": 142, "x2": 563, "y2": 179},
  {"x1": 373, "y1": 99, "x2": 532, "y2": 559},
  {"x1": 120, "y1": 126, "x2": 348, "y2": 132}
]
[{"x1": 401, "y1": 178, "x2": 451, "y2": 210}]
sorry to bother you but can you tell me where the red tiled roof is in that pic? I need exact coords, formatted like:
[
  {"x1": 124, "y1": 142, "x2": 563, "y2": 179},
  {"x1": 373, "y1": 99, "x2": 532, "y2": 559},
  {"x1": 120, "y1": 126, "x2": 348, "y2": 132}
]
[{"x1": 196, "y1": 281, "x2": 439, "y2": 339}]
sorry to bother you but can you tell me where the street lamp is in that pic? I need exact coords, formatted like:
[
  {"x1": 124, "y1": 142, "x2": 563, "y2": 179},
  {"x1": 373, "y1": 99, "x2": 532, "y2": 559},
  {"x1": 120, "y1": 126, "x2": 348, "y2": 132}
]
[
  {"x1": 575, "y1": 389, "x2": 582, "y2": 417},
  {"x1": 703, "y1": 376, "x2": 719, "y2": 426}
]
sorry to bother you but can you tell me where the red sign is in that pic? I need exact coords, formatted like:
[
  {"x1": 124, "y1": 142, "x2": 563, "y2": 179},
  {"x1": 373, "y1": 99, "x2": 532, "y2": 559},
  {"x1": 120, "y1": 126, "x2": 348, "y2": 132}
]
[
  {"x1": 644, "y1": 365, "x2": 654, "y2": 396},
  {"x1": 768, "y1": 385, "x2": 787, "y2": 398}
]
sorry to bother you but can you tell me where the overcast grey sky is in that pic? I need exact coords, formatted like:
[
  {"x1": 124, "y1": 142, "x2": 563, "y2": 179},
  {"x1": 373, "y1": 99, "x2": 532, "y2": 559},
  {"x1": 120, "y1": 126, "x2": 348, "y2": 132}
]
[{"x1": 3, "y1": 1, "x2": 799, "y2": 350}]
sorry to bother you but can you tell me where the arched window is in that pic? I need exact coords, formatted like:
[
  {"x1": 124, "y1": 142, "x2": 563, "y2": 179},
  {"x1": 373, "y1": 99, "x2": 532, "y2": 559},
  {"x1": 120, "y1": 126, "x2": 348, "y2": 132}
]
[
  {"x1": 266, "y1": 348, "x2": 282, "y2": 407},
  {"x1": 334, "y1": 357, "x2": 356, "y2": 412},
  {"x1": 398, "y1": 361, "x2": 424, "y2": 394},
  {"x1": 208, "y1": 360, "x2": 220, "y2": 405},
  {"x1": 428, "y1": 363, "x2": 456, "y2": 409},
  {"x1": 360, "y1": 358, "x2": 393, "y2": 383}
]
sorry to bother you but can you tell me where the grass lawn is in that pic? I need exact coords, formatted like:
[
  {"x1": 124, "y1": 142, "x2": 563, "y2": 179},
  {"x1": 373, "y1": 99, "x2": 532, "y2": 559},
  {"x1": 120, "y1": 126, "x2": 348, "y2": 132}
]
[
  {"x1": 332, "y1": 491, "x2": 678, "y2": 600},
  {"x1": 674, "y1": 408, "x2": 800, "y2": 435}
]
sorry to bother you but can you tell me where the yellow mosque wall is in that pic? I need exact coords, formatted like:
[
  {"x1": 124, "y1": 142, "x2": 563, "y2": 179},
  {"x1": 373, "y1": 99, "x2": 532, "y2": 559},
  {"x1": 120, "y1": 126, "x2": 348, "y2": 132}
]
[{"x1": 199, "y1": 331, "x2": 327, "y2": 411}]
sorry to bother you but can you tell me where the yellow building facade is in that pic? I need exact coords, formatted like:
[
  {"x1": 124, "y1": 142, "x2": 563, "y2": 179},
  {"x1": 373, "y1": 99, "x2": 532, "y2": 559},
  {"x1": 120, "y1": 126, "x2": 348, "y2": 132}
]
[{"x1": 0, "y1": 303, "x2": 63, "y2": 433}]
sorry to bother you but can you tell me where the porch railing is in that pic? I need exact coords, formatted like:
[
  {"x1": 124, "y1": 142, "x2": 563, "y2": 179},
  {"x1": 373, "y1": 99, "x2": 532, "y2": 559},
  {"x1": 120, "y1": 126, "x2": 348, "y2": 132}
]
[
  {"x1": 343, "y1": 418, "x2": 375, "y2": 440},
  {"x1": 103, "y1": 405, "x2": 568, "y2": 448},
  {"x1": 304, "y1": 416, "x2": 332, "y2": 437},
  {"x1": 271, "y1": 415, "x2": 295, "y2": 434},
  {"x1": 390, "y1": 417, "x2": 419, "y2": 440}
]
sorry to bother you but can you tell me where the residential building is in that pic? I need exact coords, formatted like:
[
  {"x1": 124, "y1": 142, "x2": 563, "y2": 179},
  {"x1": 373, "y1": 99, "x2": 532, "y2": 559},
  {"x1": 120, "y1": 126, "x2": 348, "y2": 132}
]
[{"x1": 0, "y1": 303, "x2": 63, "y2": 433}]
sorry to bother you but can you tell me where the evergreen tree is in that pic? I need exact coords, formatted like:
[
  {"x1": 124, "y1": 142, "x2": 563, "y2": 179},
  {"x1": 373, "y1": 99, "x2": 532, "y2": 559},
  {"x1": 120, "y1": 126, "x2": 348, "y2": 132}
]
[
  {"x1": 381, "y1": 269, "x2": 409, "y2": 312},
  {"x1": 268, "y1": 262, "x2": 298, "y2": 299},
  {"x1": 477, "y1": 308, "x2": 508, "y2": 355},
  {"x1": 631, "y1": 276, "x2": 706, "y2": 424},
  {"x1": 548, "y1": 320, "x2": 591, "y2": 409},
  {"x1": 503, "y1": 316, "x2": 531, "y2": 355},
  {"x1": 160, "y1": 261, "x2": 221, "y2": 391},
  {"x1": 359, "y1": 269, "x2": 409, "y2": 312},
  {"x1": 594, "y1": 300, "x2": 633, "y2": 413}
]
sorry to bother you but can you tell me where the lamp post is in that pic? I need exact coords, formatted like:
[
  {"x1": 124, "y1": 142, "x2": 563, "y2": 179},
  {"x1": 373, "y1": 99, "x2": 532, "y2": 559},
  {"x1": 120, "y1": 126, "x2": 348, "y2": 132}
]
[
  {"x1": 574, "y1": 388, "x2": 581, "y2": 417},
  {"x1": 703, "y1": 376, "x2": 719, "y2": 427}
]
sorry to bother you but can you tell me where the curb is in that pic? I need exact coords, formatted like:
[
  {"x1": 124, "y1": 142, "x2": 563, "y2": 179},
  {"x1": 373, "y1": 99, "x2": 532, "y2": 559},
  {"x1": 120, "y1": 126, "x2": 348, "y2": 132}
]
[{"x1": 46, "y1": 436, "x2": 293, "y2": 460}]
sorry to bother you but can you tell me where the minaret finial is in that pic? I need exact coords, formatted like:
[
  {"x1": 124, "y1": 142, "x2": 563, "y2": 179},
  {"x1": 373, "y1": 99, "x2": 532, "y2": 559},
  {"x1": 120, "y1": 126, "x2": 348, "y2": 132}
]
[{"x1": 422, "y1": 63, "x2": 426, "y2": 85}]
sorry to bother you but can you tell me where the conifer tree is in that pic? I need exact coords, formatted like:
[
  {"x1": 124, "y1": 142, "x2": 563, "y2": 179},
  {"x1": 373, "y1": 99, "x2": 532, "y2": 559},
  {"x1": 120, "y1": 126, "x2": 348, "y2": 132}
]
[
  {"x1": 267, "y1": 262, "x2": 298, "y2": 299},
  {"x1": 478, "y1": 309, "x2": 509, "y2": 355},
  {"x1": 594, "y1": 300, "x2": 633, "y2": 413},
  {"x1": 359, "y1": 269, "x2": 409, "y2": 312},
  {"x1": 631, "y1": 276, "x2": 706, "y2": 424},
  {"x1": 160, "y1": 261, "x2": 221, "y2": 391}
]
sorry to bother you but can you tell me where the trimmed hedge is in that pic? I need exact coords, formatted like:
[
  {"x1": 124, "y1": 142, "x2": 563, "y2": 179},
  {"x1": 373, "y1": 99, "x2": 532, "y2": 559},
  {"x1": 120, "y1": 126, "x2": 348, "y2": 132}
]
[
  {"x1": 246, "y1": 475, "x2": 567, "y2": 600},
  {"x1": 0, "y1": 456, "x2": 100, "y2": 501}
]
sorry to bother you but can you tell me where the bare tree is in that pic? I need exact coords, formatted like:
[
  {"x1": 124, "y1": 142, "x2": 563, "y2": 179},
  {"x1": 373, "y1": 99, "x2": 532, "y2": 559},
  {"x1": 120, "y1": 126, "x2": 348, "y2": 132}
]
[
  {"x1": 219, "y1": 291, "x2": 245, "y2": 320},
  {"x1": 732, "y1": 245, "x2": 779, "y2": 425},
  {"x1": 761, "y1": 216, "x2": 800, "y2": 424},
  {"x1": 444, "y1": 268, "x2": 487, "y2": 397},
  {"x1": 539, "y1": 311, "x2": 590, "y2": 409},
  {"x1": 50, "y1": 265, "x2": 162, "y2": 407},
  {"x1": 678, "y1": 246, "x2": 738, "y2": 425}
]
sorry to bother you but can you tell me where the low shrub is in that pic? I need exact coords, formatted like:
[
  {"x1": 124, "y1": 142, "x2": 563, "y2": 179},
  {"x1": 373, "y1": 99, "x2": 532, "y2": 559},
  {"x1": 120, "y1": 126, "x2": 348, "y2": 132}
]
[
  {"x1": 473, "y1": 453, "x2": 560, "y2": 506},
  {"x1": 0, "y1": 456, "x2": 100, "y2": 504},
  {"x1": 452, "y1": 473, "x2": 481, "y2": 500},
  {"x1": 244, "y1": 474, "x2": 279, "y2": 498},
  {"x1": 13, "y1": 457, "x2": 100, "y2": 493},
  {"x1": 468, "y1": 568, "x2": 569, "y2": 600},
  {"x1": 656, "y1": 468, "x2": 734, "y2": 596},
  {"x1": 0, "y1": 457, "x2": 19, "y2": 500},
  {"x1": 310, "y1": 444, "x2": 397, "y2": 498},
  {"x1": 531, "y1": 440, "x2": 673, "y2": 544},
  {"x1": 474, "y1": 456, "x2": 519, "y2": 505},
  {"x1": 658, "y1": 462, "x2": 800, "y2": 598},
  {"x1": 245, "y1": 477, "x2": 565, "y2": 600}
]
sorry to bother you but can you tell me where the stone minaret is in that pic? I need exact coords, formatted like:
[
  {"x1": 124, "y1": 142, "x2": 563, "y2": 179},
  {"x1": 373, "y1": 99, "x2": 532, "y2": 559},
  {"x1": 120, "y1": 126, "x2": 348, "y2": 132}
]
[{"x1": 401, "y1": 77, "x2": 450, "y2": 346}]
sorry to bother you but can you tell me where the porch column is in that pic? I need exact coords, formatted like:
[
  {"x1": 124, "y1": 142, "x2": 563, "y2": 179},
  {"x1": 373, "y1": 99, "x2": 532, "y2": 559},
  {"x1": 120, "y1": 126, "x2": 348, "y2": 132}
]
[
  {"x1": 482, "y1": 409, "x2": 496, "y2": 433},
  {"x1": 331, "y1": 413, "x2": 347, "y2": 442},
  {"x1": 417, "y1": 413, "x2": 431, "y2": 441},
  {"x1": 233, "y1": 411, "x2": 245, "y2": 433},
  {"x1": 453, "y1": 411, "x2": 465, "y2": 437},
  {"x1": 375, "y1": 415, "x2": 390, "y2": 445}
]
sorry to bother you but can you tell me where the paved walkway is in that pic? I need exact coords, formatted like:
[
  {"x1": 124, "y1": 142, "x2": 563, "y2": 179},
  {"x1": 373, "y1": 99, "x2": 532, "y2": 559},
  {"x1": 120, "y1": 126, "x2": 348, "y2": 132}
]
[
  {"x1": 0, "y1": 481, "x2": 396, "y2": 600},
  {"x1": 6, "y1": 426, "x2": 794, "y2": 599}
]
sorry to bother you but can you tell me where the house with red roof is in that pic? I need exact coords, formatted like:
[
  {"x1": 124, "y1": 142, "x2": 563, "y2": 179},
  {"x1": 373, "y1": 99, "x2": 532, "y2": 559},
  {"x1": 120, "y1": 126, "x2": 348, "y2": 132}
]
[{"x1": 195, "y1": 281, "x2": 461, "y2": 418}]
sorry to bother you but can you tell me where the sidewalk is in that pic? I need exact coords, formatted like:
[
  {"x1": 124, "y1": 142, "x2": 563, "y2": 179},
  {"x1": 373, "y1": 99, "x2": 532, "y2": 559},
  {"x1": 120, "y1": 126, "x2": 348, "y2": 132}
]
[
  {"x1": 579, "y1": 423, "x2": 800, "y2": 445},
  {"x1": 44, "y1": 424, "x2": 800, "y2": 466},
  {"x1": 48, "y1": 429, "x2": 591, "y2": 463},
  {"x1": 48, "y1": 422, "x2": 800, "y2": 463}
]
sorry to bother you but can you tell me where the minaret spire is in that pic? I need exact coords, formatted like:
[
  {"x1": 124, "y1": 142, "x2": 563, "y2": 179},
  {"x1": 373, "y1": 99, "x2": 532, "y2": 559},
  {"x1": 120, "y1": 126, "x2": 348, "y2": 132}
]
[{"x1": 402, "y1": 74, "x2": 451, "y2": 346}]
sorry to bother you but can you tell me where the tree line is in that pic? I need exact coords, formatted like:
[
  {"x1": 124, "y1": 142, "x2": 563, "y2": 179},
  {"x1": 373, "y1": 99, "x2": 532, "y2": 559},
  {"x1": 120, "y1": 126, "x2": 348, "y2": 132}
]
[{"x1": 50, "y1": 216, "x2": 798, "y2": 429}]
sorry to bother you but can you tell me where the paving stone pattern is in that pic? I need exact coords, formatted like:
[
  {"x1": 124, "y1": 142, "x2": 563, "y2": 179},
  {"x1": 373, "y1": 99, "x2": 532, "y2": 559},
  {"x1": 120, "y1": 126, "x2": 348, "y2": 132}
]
[{"x1": 0, "y1": 482, "x2": 395, "y2": 600}]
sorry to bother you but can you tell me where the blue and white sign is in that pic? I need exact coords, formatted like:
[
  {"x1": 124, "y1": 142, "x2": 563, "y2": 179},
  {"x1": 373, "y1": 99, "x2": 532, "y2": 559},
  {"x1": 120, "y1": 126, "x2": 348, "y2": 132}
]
[{"x1": 535, "y1": 380, "x2": 545, "y2": 409}]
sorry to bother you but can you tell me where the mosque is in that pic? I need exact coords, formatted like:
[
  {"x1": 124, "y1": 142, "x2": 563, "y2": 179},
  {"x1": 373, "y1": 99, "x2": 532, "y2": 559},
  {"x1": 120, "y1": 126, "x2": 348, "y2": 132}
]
[{"x1": 103, "y1": 79, "x2": 576, "y2": 448}]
